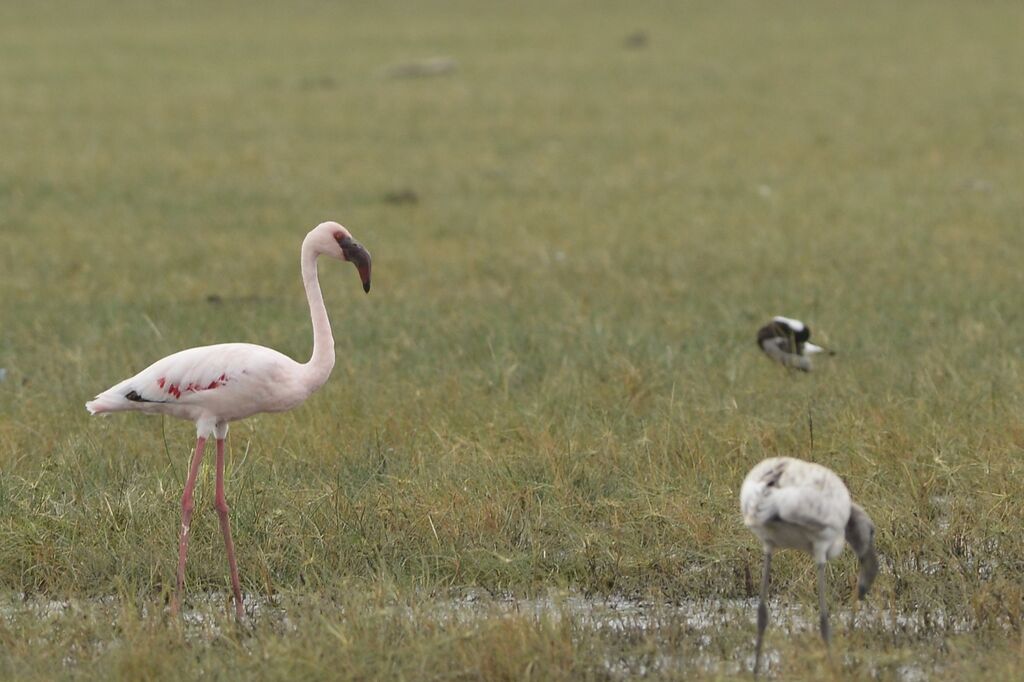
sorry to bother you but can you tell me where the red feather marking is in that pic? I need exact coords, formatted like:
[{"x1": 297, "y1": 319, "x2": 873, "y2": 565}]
[
  {"x1": 207, "y1": 381, "x2": 220, "y2": 389},
  {"x1": 168, "y1": 384, "x2": 181, "y2": 399},
  {"x1": 157, "y1": 377, "x2": 166, "y2": 389},
  {"x1": 219, "y1": 373, "x2": 228, "y2": 382}
]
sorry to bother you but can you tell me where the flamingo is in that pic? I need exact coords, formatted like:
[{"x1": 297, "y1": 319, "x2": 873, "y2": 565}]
[
  {"x1": 740, "y1": 457, "x2": 878, "y2": 676},
  {"x1": 756, "y1": 316, "x2": 832, "y2": 372},
  {"x1": 85, "y1": 221, "x2": 371, "y2": 620}
]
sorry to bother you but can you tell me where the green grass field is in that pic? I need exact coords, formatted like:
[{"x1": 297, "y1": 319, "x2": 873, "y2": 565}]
[{"x1": 2, "y1": 1, "x2": 1023, "y2": 678}]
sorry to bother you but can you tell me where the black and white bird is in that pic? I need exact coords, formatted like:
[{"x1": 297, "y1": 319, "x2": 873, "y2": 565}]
[
  {"x1": 740, "y1": 457, "x2": 878, "y2": 676},
  {"x1": 756, "y1": 316, "x2": 830, "y2": 372}
]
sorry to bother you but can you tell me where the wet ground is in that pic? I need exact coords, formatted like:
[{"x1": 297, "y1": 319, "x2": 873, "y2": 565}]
[{"x1": 2, "y1": 590, "x2": 970, "y2": 679}]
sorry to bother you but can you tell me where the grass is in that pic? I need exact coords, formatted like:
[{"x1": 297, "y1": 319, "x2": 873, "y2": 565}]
[{"x1": 2, "y1": 0, "x2": 1023, "y2": 678}]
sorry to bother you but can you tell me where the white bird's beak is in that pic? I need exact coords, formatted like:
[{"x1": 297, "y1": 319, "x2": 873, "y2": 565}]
[{"x1": 804, "y1": 343, "x2": 835, "y2": 356}]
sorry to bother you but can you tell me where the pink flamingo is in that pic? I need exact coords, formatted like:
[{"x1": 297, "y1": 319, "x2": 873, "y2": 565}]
[{"x1": 86, "y1": 221, "x2": 371, "y2": 619}]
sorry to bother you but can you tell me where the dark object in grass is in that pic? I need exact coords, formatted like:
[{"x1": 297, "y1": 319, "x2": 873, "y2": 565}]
[
  {"x1": 299, "y1": 75, "x2": 337, "y2": 90},
  {"x1": 383, "y1": 189, "x2": 419, "y2": 205},
  {"x1": 623, "y1": 31, "x2": 649, "y2": 49},
  {"x1": 385, "y1": 57, "x2": 458, "y2": 79}
]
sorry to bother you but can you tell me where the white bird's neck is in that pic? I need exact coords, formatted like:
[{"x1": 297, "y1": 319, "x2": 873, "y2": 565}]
[{"x1": 300, "y1": 235, "x2": 336, "y2": 390}]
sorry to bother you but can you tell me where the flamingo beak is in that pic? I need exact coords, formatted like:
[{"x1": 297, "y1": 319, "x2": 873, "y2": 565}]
[
  {"x1": 358, "y1": 263, "x2": 371, "y2": 293},
  {"x1": 338, "y1": 236, "x2": 372, "y2": 293}
]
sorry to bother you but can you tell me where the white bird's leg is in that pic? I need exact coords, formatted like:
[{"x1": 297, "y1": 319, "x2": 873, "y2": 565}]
[
  {"x1": 214, "y1": 437, "x2": 244, "y2": 620},
  {"x1": 173, "y1": 436, "x2": 207, "y2": 615},
  {"x1": 754, "y1": 550, "x2": 772, "y2": 678},
  {"x1": 817, "y1": 562, "x2": 831, "y2": 646}
]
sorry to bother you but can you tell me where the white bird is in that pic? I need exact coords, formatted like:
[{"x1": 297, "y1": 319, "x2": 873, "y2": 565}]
[
  {"x1": 756, "y1": 316, "x2": 831, "y2": 372},
  {"x1": 740, "y1": 457, "x2": 878, "y2": 676},
  {"x1": 86, "y1": 221, "x2": 371, "y2": 620}
]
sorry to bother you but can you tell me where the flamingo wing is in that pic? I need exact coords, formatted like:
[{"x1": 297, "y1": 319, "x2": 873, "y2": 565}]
[
  {"x1": 125, "y1": 346, "x2": 245, "y2": 403},
  {"x1": 86, "y1": 343, "x2": 298, "y2": 416},
  {"x1": 772, "y1": 464, "x2": 851, "y2": 532},
  {"x1": 741, "y1": 458, "x2": 850, "y2": 531}
]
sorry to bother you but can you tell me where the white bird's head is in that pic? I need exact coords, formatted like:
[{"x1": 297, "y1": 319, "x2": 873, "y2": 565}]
[
  {"x1": 311, "y1": 221, "x2": 372, "y2": 293},
  {"x1": 846, "y1": 503, "x2": 878, "y2": 599}
]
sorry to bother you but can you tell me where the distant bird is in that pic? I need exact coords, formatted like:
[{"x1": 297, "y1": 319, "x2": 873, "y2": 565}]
[
  {"x1": 86, "y1": 221, "x2": 371, "y2": 620},
  {"x1": 740, "y1": 457, "x2": 878, "y2": 676},
  {"x1": 756, "y1": 316, "x2": 831, "y2": 372}
]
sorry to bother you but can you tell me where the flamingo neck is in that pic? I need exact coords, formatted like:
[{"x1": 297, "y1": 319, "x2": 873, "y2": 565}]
[{"x1": 300, "y1": 236, "x2": 336, "y2": 391}]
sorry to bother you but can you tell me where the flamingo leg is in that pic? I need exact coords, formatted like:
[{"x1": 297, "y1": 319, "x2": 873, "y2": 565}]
[
  {"x1": 215, "y1": 437, "x2": 244, "y2": 620},
  {"x1": 754, "y1": 550, "x2": 772, "y2": 678},
  {"x1": 173, "y1": 436, "x2": 207, "y2": 615},
  {"x1": 817, "y1": 562, "x2": 831, "y2": 646}
]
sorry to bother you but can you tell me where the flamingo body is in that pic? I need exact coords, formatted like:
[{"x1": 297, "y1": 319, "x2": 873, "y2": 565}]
[
  {"x1": 741, "y1": 457, "x2": 851, "y2": 563},
  {"x1": 740, "y1": 457, "x2": 878, "y2": 676},
  {"x1": 86, "y1": 343, "x2": 314, "y2": 430}
]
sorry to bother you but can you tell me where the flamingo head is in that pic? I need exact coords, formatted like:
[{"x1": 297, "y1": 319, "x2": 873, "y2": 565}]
[
  {"x1": 316, "y1": 222, "x2": 372, "y2": 293},
  {"x1": 846, "y1": 503, "x2": 878, "y2": 599}
]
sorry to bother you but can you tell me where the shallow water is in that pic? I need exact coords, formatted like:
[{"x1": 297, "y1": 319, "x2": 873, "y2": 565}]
[{"x1": 1, "y1": 590, "x2": 973, "y2": 678}]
